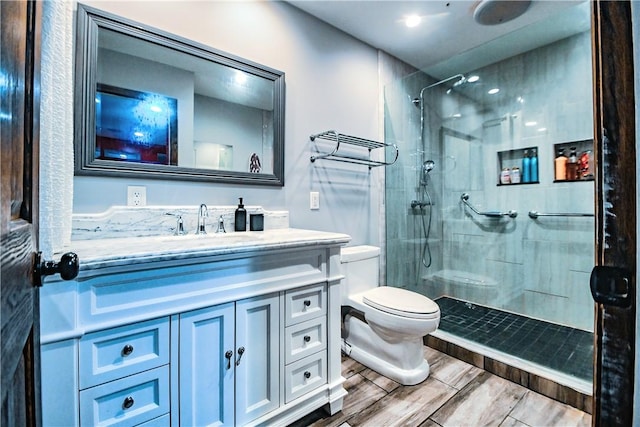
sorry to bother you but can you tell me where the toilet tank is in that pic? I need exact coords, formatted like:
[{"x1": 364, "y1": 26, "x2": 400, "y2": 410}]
[{"x1": 340, "y1": 245, "x2": 380, "y2": 298}]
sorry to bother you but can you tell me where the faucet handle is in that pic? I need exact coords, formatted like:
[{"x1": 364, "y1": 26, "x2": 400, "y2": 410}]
[
  {"x1": 166, "y1": 212, "x2": 188, "y2": 235},
  {"x1": 175, "y1": 215, "x2": 188, "y2": 235},
  {"x1": 215, "y1": 215, "x2": 226, "y2": 233}
]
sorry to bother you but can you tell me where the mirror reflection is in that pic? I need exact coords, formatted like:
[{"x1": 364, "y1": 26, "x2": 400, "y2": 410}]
[{"x1": 76, "y1": 4, "x2": 285, "y2": 185}]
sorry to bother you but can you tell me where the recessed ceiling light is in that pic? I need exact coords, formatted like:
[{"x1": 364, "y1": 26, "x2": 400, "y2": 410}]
[
  {"x1": 235, "y1": 71, "x2": 247, "y2": 84},
  {"x1": 133, "y1": 131, "x2": 144, "y2": 137},
  {"x1": 150, "y1": 105, "x2": 162, "y2": 113},
  {"x1": 538, "y1": 127, "x2": 547, "y2": 132},
  {"x1": 488, "y1": 88, "x2": 500, "y2": 95},
  {"x1": 405, "y1": 14, "x2": 422, "y2": 28},
  {"x1": 467, "y1": 75, "x2": 480, "y2": 83},
  {"x1": 525, "y1": 121, "x2": 537, "y2": 127}
]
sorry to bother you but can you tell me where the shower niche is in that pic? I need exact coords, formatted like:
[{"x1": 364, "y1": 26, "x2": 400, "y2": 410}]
[
  {"x1": 496, "y1": 146, "x2": 539, "y2": 186},
  {"x1": 552, "y1": 139, "x2": 594, "y2": 182}
]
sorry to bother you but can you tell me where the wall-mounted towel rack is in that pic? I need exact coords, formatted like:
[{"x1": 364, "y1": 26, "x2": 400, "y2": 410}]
[
  {"x1": 528, "y1": 210, "x2": 594, "y2": 219},
  {"x1": 310, "y1": 130, "x2": 399, "y2": 169},
  {"x1": 461, "y1": 193, "x2": 518, "y2": 218}
]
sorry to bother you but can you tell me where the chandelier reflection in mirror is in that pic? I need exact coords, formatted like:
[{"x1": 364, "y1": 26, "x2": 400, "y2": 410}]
[{"x1": 95, "y1": 84, "x2": 178, "y2": 165}]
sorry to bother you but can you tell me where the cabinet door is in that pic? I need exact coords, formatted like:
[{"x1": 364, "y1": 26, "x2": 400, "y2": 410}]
[
  {"x1": 179, "y1": 303, "x2": 235, "y2": 427},
  {"x1": 235, "y1": 293, "x2": 280, "y2": 425}
]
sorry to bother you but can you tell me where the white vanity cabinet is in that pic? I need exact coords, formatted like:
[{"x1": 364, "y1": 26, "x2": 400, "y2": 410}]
[
  {"x1": 39, "y1": 231, "x2": 349, "y2": 426},
  {"x1": 179, "y1": 294, "x2": 280, "y2": 426}
]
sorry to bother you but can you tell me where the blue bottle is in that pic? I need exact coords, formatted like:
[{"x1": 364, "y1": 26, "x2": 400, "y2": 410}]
[
  {"x1": 530, "y1": 149, "x2": 538, "y2": 182},
  {"x1": 522, "y1": 150, "x2": 531, "y2": 183}
]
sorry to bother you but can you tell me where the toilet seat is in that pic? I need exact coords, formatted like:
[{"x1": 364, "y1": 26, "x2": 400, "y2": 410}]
[{"x1": 362, "y1": 287, "x2": 440, "y2": 319}]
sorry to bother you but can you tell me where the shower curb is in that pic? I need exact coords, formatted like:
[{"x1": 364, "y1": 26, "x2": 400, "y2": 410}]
[{"x1": 425, "y1": 334, "x2": 592, "y2": 414}]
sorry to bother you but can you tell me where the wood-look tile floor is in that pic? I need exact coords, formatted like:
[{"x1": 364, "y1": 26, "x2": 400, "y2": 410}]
[{"x1": 290, "y1": 347, "x2": 591, "y2": 427}]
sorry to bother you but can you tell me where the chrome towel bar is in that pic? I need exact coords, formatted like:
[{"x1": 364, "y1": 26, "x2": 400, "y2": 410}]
[
  {"x1": 528, "y1": 211, "x2": 594, "y2": 219},
  {"x1": 461, "y1": 193, "x2": 517, "y2": 218}
]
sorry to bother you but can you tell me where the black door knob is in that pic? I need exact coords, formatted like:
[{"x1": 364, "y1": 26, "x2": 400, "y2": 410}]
[{"x1": 34, "y1": 252, "x2": 79, "y2": 286}]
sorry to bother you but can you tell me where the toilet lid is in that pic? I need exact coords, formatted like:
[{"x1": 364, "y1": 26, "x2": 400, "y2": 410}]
[{"x1": 362, "y1": 287, "x2": 440, "y2": 319}]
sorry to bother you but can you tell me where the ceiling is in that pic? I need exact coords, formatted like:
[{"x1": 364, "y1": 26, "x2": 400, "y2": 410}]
[{"x1": 287, "y1": 0, "x2": 591, "y2": 79}]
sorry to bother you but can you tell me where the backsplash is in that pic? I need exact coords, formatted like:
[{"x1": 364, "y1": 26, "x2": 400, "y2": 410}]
[{"x1": 72, "y1": 205, "x2": 289, "y2": 240}]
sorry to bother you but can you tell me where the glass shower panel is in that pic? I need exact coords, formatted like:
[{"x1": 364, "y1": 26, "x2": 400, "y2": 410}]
[{"x1": 384, "y1": 21, "x2": 594, "y2": 384}]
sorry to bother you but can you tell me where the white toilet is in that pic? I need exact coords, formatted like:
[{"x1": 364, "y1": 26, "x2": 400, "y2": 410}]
[{"x1": 340, "y1": 245, "x2": 440, "y2": 385}]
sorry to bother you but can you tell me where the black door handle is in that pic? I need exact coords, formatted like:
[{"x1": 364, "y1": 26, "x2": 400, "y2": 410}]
[
  {"x1": 590, "y1": 265, "x2": 633, "y2": 308},
  {"x1": 34, "y1": 252, "x2": 79, "y2": 286}
]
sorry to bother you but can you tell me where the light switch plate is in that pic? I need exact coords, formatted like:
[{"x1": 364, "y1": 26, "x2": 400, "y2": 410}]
[{"x1": 310, "y1": 192, "x2": 319, "y2": 210}]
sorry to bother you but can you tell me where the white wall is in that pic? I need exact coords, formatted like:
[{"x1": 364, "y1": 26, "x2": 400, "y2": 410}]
[{"x1": 71, "y1": 0, "x2": 382, "y2": 245}]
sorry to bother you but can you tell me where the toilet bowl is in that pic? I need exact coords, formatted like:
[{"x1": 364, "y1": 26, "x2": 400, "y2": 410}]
[{"x1": 340, "y1": 246, "x2": 440, "y2": 385}]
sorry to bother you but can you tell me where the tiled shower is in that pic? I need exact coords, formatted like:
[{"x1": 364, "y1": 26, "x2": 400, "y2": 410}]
[{"x1": 384, "y1": 25, "x2": 594, "y2": 384}]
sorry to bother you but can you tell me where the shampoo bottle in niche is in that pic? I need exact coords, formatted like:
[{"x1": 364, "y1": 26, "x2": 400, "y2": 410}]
[
  {"x1": 530, "y1": 149, "x2": 538, "y2": 182},
  {"x1": 522, "y1": 150, "x2": 531, "y2": 183},
  {"x1": 235, "y1": 198, "x2": 247, "y2": 232},
  {"x1": 555, "y1": 148, "x2": 567, "y2": 181}
]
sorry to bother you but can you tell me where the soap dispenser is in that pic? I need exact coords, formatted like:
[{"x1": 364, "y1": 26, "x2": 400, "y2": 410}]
[{"x1": 235, "y1": 198, "x2": 247, "y2": 232}]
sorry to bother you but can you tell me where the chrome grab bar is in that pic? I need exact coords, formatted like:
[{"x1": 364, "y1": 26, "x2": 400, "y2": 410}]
[
  {"x1": 528, "y1": 210, "x2": 594, "y2": 219},
  {"x1": 460, "y1": 193, "x2": 517, "y2": 218}
]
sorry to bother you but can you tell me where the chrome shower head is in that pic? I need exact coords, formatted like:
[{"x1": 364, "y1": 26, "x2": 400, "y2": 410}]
[
  {"x1": 420, "y1": 160, "x2": 435, "y2": 185},
  {"x1": 452, "y1": 76, "x2": 466, "y2": 87},
  {"x1": 424, "y1": 160, "x2": 435, "y2": 173}
]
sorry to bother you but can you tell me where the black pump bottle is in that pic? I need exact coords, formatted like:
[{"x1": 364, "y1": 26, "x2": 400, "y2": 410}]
[{"x1": 234, "y1": 198, "x2": 247, "y2": 232}]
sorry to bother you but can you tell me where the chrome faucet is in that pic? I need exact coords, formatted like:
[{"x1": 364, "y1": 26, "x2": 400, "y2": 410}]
[{"x1": 195, "y1": 204, "x2": 208, "y2": 234}]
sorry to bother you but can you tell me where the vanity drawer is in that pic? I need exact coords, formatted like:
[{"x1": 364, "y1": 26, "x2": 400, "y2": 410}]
[
  {"x1": 79, "y1": 317, "x2": 170, "y2": 389},
  {"x1": 285, "y1": 317, "x2": 327, "y2": 364},
  {"x1": 79, "y1": 366, "x2": 169, "y2": 427},
  {"x1": 285, "y1": 283, "x2": 326, "y2": 326},
  {"x1": 284, "y1": 351, "x2": 327, "y2": 403}
]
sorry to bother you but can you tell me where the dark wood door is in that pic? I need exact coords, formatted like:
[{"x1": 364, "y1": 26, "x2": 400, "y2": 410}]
[
  {"x1": 591, "y1": 1, "x2": 636, "y2": 425},
  {"x1": 1, "y1": 0, "x2": 42, "y2": 425}
]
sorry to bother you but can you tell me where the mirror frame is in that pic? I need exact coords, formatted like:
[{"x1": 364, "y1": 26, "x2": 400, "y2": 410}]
[{"x1": 75, "y1": 3, "x2": 285, "y2": 186}]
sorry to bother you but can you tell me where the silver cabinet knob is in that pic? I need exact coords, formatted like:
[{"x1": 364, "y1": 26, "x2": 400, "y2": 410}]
[
  {"x1": 236, "y1": 346, "x2": 245, "y2": 366},
  {"x1": 121, "y1": 344, "x2": 134, "y2": 357},
  {"x1": 225, "y1": 350, "x2": 233, "y2": 369},
  {"x1": 122, "y1": 396, "x2": 134, "y2": 410}
]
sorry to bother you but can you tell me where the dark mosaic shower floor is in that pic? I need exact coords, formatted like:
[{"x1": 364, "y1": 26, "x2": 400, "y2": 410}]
[{"x1": 435, "y1": 297, "x2": 593, "y2": 382}]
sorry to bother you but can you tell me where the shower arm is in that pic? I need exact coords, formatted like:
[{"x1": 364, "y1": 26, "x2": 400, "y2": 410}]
[{"x1": 460, "y1": 193, "x2": 518, "y2": 218}]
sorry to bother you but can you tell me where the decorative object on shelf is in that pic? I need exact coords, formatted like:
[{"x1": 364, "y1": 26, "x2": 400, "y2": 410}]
[
  {"x1": 249, "y1": 153, "x2": 262, "y2": 173},
  {"x1": 309, "y1": 130, "x2": 399, "y2": 169}
]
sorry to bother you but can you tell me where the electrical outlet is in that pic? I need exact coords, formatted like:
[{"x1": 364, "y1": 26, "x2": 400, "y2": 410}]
[
  {"x1": 127, "y1": 186, "x2": 147, "y2": 206},
  {"x1": 310, "y1": 191, "x2": 319, "y2": 210}
]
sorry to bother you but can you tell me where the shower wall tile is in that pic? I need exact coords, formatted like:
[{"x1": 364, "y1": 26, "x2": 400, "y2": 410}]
[
  {"x1": 523, "y1": 240, "x2": 575, "y2": 297},
  {"x1": 521, "y1": 291, "x2": 570, "y2": 325}
]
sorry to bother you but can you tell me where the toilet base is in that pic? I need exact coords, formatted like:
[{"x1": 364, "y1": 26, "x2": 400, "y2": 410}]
[{"x1": 342, "y1": 314, "x2": 430, "y2": 385}]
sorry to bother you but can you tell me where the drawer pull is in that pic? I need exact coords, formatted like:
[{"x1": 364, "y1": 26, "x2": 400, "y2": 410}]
[
  {"x1": 303, "y1": 300, "x2": 311, "y2": 307},
  {"x1": 121, "y1": 344, "x2": 134, "y2": 357},
  {"x1": 303, "y1": 335, "x2": 311, "y2": 343},
  {"x1": 225, "y1": 350, "x2": 233, "y2": 370},
  {"x1": 304, "y1": 371, "x2": 311, "y2": 379},
  {"x1": 122, "y1": 396, "x2": 135, "y2": 410},
  {"x1": 236, "y1": 346, "x2": 245, "y2": 366}
]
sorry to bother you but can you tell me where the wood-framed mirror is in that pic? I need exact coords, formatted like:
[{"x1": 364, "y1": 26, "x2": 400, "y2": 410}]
[{"x1": 75, "y1": 3, "x2": 285, "y2": 185}]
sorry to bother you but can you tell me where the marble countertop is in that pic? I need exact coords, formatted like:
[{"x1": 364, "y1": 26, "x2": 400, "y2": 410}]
[{"x1": 60, "y1": 228, "x2": 351, "y2": 272}]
